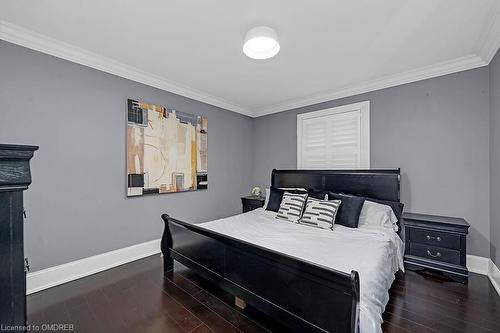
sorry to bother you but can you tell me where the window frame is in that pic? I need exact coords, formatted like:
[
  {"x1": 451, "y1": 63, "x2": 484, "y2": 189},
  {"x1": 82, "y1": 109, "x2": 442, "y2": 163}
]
[{"x1": 296, "y1": 101, "x2": 370, "y2": 169}]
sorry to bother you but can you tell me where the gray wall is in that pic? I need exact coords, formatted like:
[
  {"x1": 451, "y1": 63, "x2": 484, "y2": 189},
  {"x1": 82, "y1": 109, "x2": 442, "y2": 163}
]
[
  {"x1": 1, "y1": 39, "x2": 496, "y2": 268},
  {"x1": 0, "y1": 41, "x2": 254, "y2": 271},
  {"x1": 491, "y1": 49, "x2": 500, "y2": 266},
  {"x1": 253, "y1": 68, "x2": 491, "y2": 257}
]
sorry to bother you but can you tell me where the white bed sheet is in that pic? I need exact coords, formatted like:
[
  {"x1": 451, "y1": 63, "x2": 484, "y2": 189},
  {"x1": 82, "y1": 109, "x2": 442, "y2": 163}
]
[{"x1": 199, "y1": 208, "x2": 404, "y2": 333}]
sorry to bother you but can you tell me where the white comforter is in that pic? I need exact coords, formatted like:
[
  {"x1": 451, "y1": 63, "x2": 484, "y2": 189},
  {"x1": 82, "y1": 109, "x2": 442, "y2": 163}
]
[{"x1": 199, "y1": 208, "x2": 404, "y2": 333}]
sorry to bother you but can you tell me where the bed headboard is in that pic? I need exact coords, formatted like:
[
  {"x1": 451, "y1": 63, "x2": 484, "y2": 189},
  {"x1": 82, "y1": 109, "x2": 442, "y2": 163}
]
[{"x1": 271, "y1": 169, "x2": 400, "y2": 202}]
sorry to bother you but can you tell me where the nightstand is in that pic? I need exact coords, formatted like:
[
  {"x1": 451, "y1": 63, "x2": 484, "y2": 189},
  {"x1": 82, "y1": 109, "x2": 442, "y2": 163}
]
[
  {"x1": 241, "y1": 195, "x2": 265, "y2": 213},
  {"x1": 403, "y1": 212, "x2": 470, "y2": 283}
]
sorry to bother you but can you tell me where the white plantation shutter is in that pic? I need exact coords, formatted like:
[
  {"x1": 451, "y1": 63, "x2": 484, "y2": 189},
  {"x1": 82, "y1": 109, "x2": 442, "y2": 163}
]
[{"x1": 297, "y1": 101, "x2": 370, "y2": 169}]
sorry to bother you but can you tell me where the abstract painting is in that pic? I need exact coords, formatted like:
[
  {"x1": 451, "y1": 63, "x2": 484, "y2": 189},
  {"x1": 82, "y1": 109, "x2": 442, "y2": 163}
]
[{"x1": 127, "y1": 99, "x2": 208, "y2": 196}]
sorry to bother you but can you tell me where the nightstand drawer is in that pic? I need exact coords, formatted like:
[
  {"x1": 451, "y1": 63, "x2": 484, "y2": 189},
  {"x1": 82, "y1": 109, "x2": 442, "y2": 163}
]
[
  {"x1": 409, "y1": 228, "x2": 460, "y2": 250},
  {"x1": 243, "y1": 203, "x2": 262, "y2": 213},
  {"x1": 409, "y1": 243, "x2": 461, "y2": 265}
]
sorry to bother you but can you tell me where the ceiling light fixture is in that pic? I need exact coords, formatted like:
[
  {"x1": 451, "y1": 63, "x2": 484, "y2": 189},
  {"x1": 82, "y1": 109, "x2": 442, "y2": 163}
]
[{"x1": 243, "y1": 26, "x2": 280, "y2": 60}]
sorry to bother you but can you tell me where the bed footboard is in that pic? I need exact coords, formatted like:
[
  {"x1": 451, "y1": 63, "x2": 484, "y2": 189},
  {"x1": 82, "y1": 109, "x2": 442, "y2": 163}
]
[{"x1": 161, "y1": 214, "x2": 360, "y2": 333}]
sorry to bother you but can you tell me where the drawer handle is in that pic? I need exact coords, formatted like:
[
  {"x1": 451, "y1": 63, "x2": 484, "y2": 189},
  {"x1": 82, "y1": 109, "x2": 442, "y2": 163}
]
[
  {"x1": 426, "y1": 250, "x2": 441, "y2": 258},
  {"x1": 426, "y1": 235, "x2": 442, "y2": 242}
]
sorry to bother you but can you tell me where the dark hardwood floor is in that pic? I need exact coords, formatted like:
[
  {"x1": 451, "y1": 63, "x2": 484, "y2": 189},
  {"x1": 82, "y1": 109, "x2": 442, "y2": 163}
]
[{"x1": 27, "y1": 254, "x2": 500, "y2": 333}]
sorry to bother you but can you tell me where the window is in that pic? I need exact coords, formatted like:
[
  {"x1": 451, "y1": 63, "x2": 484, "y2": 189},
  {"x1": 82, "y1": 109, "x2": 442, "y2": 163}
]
[{"x1": 297, "y1": 101, "x2": 370, "y2": 169}]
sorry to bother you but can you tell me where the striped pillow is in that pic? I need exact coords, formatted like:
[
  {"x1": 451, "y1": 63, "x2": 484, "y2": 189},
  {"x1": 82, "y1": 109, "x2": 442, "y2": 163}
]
[
  {"x1": 299, "y1": 198, "x2": 341, "y2": 230},
  {"x1": 276, "y1": 192, "x2": 308, "y2": 222}
]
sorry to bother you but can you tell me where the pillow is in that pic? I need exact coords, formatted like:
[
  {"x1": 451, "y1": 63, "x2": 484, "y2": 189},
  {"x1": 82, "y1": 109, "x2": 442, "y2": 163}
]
[
  {"x1": 266, "y1": 187, "x2": 308, "y2": 212},
  {"x1": 358, "y1": 200, "x2": 399, "y2": 232},
  {"x1": 299, "y1": 197, "x2": 341, "y2": 230},
  {"x1": 265, "y1": 187, "x2": 285, "y2": 212},
  {"x1": 264, "y1": 188, "x2": 270, "y2": 208},
  {"x1": 279, "y1": 187, "x2": 308, "y2": 191},
  {"x1": 356, "y1": 196, "x2": 404, "y2": 226},
  {"x1": 327, "y1": 192, "x2": 365, "y2": 228},
  {"x1": 340, "y1": 193, "x2": 404, "y2": 230},
  {"x1": 276, "y1": 192, "x2": 308, "y2": 222},
  {"x1": 307, "y1": 190, "x2": 328, "y2": 200}
]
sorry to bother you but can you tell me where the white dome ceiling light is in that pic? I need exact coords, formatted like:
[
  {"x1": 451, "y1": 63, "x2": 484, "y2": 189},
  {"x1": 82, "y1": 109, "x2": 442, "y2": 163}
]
[{"x1": 243, "y1": 26, "x2": 280, "y2": 60}]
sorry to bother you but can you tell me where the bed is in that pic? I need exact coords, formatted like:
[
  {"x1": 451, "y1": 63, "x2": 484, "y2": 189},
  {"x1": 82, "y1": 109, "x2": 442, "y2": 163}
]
[{"x1": 161, "y1": 169, "x2": 403, "y2": 333}]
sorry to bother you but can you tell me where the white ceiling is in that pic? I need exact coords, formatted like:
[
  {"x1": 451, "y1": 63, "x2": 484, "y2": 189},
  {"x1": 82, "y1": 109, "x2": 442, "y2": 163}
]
[{"x1": 1, "y1": 0, "x2": 500, "y2": 117}]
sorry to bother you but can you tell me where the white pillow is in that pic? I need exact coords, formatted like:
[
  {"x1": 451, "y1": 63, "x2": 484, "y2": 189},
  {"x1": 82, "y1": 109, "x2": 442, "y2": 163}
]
[
  {"x1": 279, "y1": 187, "x2": 308, "y2": 191},
  {"x1": 276, "y1": 192, "x2": 308, "y2": 223},
  {"x1": 264, "y1": 188, "x2": 270, "y2": 208},
  {"x1": 358, "y1": 200, "x2": 399, "y2": 232},
  {"x1": 299, "y1": 197, "x2": 341, "y2": 230}
]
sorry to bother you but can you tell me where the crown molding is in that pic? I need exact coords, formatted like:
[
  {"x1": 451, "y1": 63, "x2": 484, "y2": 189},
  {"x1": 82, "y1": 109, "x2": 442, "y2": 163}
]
[
  {"x1": 0, "y1": 20, "x2": 253, "y2": 117},
  {"x1": 2, "y1": 17, "x2": 499, "y2": 119},
  {"x1": 253, "y1": 54, "x2": 488, "y2": 117},
  {"x1": 477, "y1": 4, "x2": 500, "y2": 63}
]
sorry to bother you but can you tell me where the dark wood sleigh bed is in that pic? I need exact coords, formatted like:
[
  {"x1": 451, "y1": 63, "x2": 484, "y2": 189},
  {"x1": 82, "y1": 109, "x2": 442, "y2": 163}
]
[{"x1": 161, "y1": 169, "x2": 401, "y2": 333}]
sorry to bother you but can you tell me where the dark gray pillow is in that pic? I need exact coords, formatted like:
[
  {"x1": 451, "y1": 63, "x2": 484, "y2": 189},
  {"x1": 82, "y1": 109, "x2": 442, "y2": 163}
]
[
  {"x1": 266, "y1": 187, "x2": 308, "y2": 212},
  {"x1": 328, "y1": 192, "x2": 365, "y2": 228},
  {"x1": 307, "y1": 190, "x2": 328, "y2": 200},
  {"x1": 266, "y1": 187, "x2": 285, "y2": 212}
]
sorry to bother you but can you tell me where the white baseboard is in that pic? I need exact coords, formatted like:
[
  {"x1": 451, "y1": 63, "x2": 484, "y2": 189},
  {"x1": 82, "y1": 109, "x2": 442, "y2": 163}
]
[
  {"x1": 488, "y1": 260, "x2": 500, "y2": 297},
  {"x1": 26, "y1": 238, "x2": 161, "y2": 294},
  {"x1": 26, "y1": 242, "x2": 500, "y2": 297},
  {"x1": 467, "y1": 254, "x2": 491, "y2": 275},
  {"x1": 467, "y1": 254, "x2": 500, "y2": 296}
]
